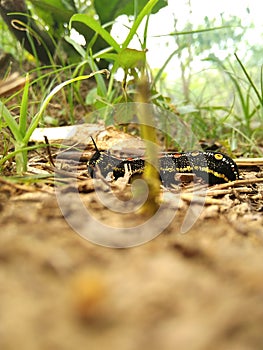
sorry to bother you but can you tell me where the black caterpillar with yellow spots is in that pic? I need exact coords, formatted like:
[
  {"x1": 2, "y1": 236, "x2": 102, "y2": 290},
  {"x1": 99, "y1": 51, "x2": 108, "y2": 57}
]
[{"x1": 88, "y1": 137, "x2": 239, "y2": 187}]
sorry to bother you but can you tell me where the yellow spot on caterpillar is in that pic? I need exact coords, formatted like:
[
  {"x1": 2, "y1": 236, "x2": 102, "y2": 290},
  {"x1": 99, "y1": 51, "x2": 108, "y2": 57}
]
[
  {"x1": 176, "y1": 166, "x2": 193, "y2": 172},
  {"x1": 214, "y1": 153, "x2": 223, "y2": 160},
  {"x1": 192, "y1": 166, "x2": 230, "y2": 182},
  {"x1": 207, "y1": 168, "x2": 229, "y2": 182}
]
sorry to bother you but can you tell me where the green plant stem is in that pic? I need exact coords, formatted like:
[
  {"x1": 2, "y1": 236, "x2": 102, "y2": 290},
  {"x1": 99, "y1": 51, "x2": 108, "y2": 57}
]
[
  {"x1": 136, "y1": 75, "x2": 160, "y2": 215},
  {"x1": 107, "y1": 1, "x2": 158, "y2": 98},
  {"x1": 19, "y1": 74, "x2": 30, "y2": 136},
  {"x1": 14, "y1": 142, "x2": 28, "y2": 174},
  {"x1": 122, "y1": 0, "x2": 158, "y2": 49}
]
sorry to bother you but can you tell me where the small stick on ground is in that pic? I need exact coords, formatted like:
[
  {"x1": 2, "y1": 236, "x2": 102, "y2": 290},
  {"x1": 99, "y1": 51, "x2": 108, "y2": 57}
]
[
  {"x1": 235, "y1": 158, "x2": 263, "y2": 166},
  {"x1": 212, "y1": 177, "x2": 263, "y2": 190},
  {"x1": 44, "y1": 135, "x2": 56, "y2": 167}
]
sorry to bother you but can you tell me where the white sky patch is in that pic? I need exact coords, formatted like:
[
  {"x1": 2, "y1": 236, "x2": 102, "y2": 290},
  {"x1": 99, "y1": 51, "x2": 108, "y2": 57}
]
[
  {"x1": 110, "y1": 0, "x2": 263, "y2": 80},
  {"x1": 70, "y1": 28, "x2": 86, "y2": 46}
]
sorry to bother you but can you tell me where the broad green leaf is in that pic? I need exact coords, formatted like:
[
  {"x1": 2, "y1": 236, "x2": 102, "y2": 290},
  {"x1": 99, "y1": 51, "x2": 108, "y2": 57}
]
[
  {"x1": 85, "y1": 87, "x2": 97, "y2": 105},
  {"x1": 117, "y1": 48, "x2": 146, "y2": 70},
  {"x1": 98, "y1": 49, "x2": 146, "y2": 70},
  {"x1": 97, "y1": 53, "x2": 118, "y2": 62},
  {"x1": 28, "y1": 0, "x2": 76, "y2": 14},
  {"x1": 28, "y1": 0, "x2": 75, "y2": 30},
  {"x1": 94, "y1": 0, "x2": 168, "y2": 24}
]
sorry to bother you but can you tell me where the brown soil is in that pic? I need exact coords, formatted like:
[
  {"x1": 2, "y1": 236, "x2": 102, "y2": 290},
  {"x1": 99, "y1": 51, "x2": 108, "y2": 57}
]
[{"x1": 0, "y1": 129, "x2": 263, "y2": 350}]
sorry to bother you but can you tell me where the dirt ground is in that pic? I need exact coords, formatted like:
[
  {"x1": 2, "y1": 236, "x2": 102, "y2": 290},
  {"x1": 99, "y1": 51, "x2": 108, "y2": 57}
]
[{"x1": 0, "y1": 129, "x2": 263, "y2": 350}]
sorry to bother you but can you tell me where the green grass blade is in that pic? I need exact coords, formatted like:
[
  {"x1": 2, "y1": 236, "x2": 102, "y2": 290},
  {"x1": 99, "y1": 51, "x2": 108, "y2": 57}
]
[
  {"x1": 19, "y1": 74, "x2": 30, "y2": 137},
  {"x1": 154, "y1": 25, "x2": 233, "y2": 37},
  {"x1": 0, "y1": 143, "x2": 48, "y2": 167},
  {"x1": 0, "y1": 101, "x2": 22, "y2": 142},
  {"x1": 226, "y1": 123, "x2": 263, "y2": 155},
  {"x1": 234, "y1": 53, "x2": 263, "y2": 106},
  {"x1": 23, "y1": 69, "x2": 109, "y2": 144},
  {"x1": 206, "y1": 55, "x2": 249, "y2": 121}
]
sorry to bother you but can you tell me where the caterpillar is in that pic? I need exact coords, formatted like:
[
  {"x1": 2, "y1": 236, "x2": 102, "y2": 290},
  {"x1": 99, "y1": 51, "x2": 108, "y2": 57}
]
[{"x1": 88, "y1": 137, "x2": 239, "y2": 187}]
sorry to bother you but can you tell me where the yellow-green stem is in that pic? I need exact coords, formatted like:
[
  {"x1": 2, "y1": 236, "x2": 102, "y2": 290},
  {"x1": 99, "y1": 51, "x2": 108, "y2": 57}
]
[
  {"x1": 136, "y1": 75, "x2": 161, "y2": 215},
  {"x1": 15, "y1": 143, "x2": 28, "y2": 174}
]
